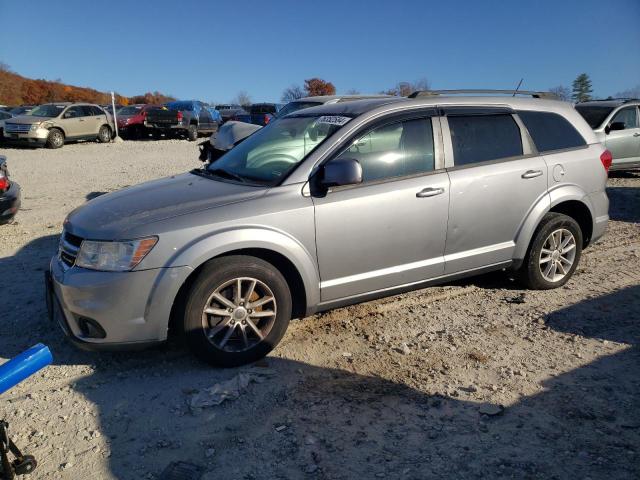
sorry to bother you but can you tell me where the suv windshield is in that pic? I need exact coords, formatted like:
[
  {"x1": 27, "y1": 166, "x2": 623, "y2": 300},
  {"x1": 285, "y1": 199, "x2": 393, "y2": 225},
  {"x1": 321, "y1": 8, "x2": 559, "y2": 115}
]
[
  {"x1": 118, "y1": 106, "x2": 143, "y2": 115},
  {"x1": 277, "y1": 101, "x2": 323, "y2": 118},
  {"x1": 205, "y1": 114, "x2": 351, "y2": 186},
  {"x1": 575, "y1": 105, "x2": 615, "y2": 129},
  {"x1": 28, "y1": 104, "x2": 65, "y2": 118}
]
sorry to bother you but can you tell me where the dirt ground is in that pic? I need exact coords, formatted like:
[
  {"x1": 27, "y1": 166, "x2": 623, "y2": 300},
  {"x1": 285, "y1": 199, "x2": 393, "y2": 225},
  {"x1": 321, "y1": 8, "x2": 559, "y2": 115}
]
[{"x1": 0, "y1": 139, "x2": 638, "y2": 480}]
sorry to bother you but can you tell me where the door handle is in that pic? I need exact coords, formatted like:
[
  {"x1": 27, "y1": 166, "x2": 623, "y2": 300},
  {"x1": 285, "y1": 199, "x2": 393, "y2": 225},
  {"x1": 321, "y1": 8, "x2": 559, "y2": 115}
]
[
  {"x1": 521, "y1": 170, "x2": 543, "y2": 179},
  {"x1": 416, "y1": 187, "x2": 445, "y2": 198}
]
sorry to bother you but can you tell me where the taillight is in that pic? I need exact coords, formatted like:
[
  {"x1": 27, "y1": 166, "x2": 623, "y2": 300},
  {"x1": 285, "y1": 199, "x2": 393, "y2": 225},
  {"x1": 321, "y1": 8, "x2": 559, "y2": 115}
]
[
  {"x1": 177, "y1": 111, "x2": 183, "y2": 122},
  {"x1": 600, "y1": 149, "x2": 613, "y2": 172},
  {"x1": 264, "y1": 114, "x2": 270, "y2": 125},
  {"x1": 0, "y1": 174, "x2": 9, "y2": 191}
]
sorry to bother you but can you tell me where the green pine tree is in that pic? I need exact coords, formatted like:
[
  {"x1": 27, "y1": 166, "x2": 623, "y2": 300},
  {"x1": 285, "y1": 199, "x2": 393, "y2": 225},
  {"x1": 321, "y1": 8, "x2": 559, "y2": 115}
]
[{"x1": 572, "y1": 73, "x2": 593, "y2": 103}]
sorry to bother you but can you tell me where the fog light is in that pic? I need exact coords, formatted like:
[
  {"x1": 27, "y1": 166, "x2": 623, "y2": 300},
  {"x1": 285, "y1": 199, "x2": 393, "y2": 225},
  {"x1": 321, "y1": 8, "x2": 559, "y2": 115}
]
[{"x1": 77, "y1": 317, "x2": 106, "y2": 339}]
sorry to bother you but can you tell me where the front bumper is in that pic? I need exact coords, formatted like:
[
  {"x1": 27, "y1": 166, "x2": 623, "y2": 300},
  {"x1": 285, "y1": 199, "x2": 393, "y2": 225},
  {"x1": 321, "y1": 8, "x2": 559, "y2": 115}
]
[
  {"x1": 0, "y1": 181, "x2": 21, "y2": 224},
  {"x1": 47, "y1": 255, "x2": 192, "y2": 350},
  {"x1": 3, "y1": 127, "x2": 49, "y2": 145}
]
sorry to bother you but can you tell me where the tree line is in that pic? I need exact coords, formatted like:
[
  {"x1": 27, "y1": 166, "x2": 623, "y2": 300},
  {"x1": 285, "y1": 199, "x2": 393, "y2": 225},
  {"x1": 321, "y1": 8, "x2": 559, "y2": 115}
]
[{"x1": 0, "y1": 63, "x2": 175, "y2": 107}]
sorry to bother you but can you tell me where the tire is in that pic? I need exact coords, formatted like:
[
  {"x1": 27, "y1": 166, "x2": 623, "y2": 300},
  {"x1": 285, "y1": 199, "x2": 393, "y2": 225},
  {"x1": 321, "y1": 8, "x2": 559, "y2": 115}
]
[
  {"x1": 519, "y1": 212, "x2": 583, "y2": 290},
  {"x1": 183, "y1": 255, "x2": 292, "y2": 367},
  {"x1": 45, "y1": 128, "x2": 64, "y2": 149},
  {"x1": 97, "y1": 125, "x2": 111, "y2": 143},
  {"x1": 187, "y1": 124, "x2": 198, "y2": 141}
]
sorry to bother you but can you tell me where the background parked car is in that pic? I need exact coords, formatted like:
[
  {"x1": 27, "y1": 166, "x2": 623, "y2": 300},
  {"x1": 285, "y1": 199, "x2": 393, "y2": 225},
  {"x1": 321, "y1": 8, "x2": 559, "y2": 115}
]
[
  {"x1": 0, "y1": 155, "x2": 20, "y2": 224},
  {"x1": 232, "y1": 103, "x2": 283, "y2": 126},
  {"x1": 276, "y1": 95, "x2": 393, "y2": 118},
  {"x1": 0, "y1": 109, "x2": 13, "y2": 139},
  {"x1": 116, "y1": 104, "x2": 159, "y2": 139},
  {"x1": 576, "y1": 98, "x2": 640, "y2": 171},
  {"x1": 215, "y1": 104, "x2": 248, "y2": 123},
  {"x1": 145, "y1": 101, "x2": 222, "y2": 141},
  {"x1": 9, "y1": 105, "x2": 34, "y2": 116},
  {"x1": 3, "y1": 102, "x2": 115, "y2": 149}
]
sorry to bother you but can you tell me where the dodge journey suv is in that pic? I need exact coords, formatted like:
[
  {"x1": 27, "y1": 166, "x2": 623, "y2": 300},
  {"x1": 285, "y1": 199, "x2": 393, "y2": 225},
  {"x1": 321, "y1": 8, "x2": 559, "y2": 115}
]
[{"x1": 46, "y1": 90, "x2": 610, "y2": 367}]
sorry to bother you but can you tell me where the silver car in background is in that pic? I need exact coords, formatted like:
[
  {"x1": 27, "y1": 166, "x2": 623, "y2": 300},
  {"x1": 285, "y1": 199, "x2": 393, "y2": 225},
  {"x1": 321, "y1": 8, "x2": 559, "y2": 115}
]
[
  {"x1": 576, "y1": 98, "x2": 640, "y2": 171},
  {"x1": 47, "y1": 91, "x2": 610, "y2": 367}
]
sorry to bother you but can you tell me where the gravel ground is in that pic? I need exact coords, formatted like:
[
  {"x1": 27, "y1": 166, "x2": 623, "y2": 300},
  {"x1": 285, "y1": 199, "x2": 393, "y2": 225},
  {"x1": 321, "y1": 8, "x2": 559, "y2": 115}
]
[{"x1": 0, "y1": 139, "x2": 638, "y2": 480}]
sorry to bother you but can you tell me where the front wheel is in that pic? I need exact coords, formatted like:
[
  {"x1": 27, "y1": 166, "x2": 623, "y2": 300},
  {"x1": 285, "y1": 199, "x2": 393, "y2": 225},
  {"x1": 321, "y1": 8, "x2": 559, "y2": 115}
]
[
  {"x1": 45, "y1": 128, "x2": 64, "y2": 149},
  {"x1": 519, "y1": 212, "x2": 583, "y2": 290},
  {"x1": 97, "y1": 125, "x2": 111, "y2": 143},
  {"x1": 183, "y1": 256, "x2": 292, "y2": 367}
]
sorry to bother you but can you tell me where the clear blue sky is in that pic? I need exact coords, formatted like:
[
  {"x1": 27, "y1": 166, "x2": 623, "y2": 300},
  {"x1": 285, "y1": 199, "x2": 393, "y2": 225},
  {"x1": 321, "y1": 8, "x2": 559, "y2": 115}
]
[{"x1": 1, "y1": 0, "x2": 639, "y2": 102}]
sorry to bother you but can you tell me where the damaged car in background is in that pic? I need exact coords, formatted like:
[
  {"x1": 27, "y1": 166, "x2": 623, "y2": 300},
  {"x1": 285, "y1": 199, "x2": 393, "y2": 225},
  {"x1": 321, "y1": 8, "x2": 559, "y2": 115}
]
[{"x1": 0, "y1": 155, "x2": 20, "y2": 224}]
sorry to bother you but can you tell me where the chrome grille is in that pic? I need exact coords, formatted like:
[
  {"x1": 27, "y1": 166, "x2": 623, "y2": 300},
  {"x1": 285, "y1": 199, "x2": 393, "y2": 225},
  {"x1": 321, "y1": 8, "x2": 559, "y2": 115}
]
[
  {"x1": 4, "y1": 123, "x2": 32, "y2": 133},
  {"x1": 59, "y1": 230, "x2": 83, "y2": 268}
]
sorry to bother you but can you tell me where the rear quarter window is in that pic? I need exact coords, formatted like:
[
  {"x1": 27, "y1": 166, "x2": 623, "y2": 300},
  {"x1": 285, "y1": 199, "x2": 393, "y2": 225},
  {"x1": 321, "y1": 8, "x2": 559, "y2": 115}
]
[{"x1": 518, "y1": 110, "x2": 586, "y2": 153}]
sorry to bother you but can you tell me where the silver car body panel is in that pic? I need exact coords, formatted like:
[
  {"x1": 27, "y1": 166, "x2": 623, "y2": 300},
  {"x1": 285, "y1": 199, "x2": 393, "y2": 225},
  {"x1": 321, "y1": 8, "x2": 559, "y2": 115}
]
[{"x1": 51, "y1": 96, "x2": 609, "y2": 347}]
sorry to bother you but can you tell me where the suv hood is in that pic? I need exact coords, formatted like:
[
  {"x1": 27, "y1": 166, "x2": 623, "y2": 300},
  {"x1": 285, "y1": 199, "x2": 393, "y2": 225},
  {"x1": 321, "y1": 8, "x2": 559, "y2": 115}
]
[
  {"x1": 66, "y1": 172, "x2": 267, "y2": 239},
  {"x1": 6, "y1": 115, "x2": 51, "y2": 125}
]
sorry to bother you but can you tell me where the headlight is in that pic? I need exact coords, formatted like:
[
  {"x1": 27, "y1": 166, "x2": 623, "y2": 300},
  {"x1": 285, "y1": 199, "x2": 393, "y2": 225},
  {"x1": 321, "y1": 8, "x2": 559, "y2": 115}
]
[
  {"x1": 75, "y1": 237, "x2": 158, "y2": 272},
  {"x1": 29, "y1": 123, "x2": 40, "y2": 131}
]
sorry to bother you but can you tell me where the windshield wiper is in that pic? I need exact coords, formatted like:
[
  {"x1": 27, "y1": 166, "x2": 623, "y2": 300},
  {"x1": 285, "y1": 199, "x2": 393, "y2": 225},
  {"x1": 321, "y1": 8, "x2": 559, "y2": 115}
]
[
  {"x1": 208, "y1": 168, "x2": 247, "y2": 183},
  {"x1": 192, "y1": 167, "x2": 247, "y2": 184}
]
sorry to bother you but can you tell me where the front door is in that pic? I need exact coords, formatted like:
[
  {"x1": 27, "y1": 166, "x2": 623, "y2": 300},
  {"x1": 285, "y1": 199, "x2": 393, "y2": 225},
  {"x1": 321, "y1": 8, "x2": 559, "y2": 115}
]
[
  {"x1": 59, "y1": 106, "x2": 92, "y2": 138},
  {"x1": 314, "y1": 114, "x2": 450, "y2": 302},
  {"x1": 605, "y1": 106, "x2": 640, "y2": 168}
]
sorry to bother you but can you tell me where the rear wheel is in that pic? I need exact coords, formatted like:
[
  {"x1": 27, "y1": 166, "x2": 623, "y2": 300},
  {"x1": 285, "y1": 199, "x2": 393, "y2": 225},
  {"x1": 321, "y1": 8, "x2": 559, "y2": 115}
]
[
  {"x1": 519, "y1": 212, "x2": 583, "y2": 289},
  {"x1": 187, "y1": 124, "x2": 198, "y2": 141},
  {"x1": 45, "y1": 128, "x2": 64, "y2": 149},
  {"x1": 183, "y1": 255, "x2": 292, "y2": 367},
  {"x1": 97, "y1": 125, "x2": 111, "y2": 143}
]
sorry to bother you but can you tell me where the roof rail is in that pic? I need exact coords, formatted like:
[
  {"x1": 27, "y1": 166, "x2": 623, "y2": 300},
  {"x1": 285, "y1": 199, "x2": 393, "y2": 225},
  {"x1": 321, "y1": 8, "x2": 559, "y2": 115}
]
[{"x1": 408, "y1": 89, "x2": 557, "y2": 100}]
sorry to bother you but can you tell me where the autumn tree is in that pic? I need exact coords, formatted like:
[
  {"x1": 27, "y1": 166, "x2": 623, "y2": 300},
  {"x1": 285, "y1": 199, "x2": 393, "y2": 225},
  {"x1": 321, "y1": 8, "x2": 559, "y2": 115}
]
[
  {"x1": 281, "y1": 84, "x2": 305, "y2": 102},
  {"x1": 572, "y1": 73, "x2": 593, "y2": 103},
  {"x1": 304, "y1": 78, "x2": 336, "y2": 97}
]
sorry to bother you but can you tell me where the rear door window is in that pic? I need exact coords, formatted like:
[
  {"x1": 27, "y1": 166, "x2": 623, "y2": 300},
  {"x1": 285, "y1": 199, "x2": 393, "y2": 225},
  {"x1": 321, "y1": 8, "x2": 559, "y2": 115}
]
[
  {"x1": 448, "y1": 114, "x2": 523, "y2": 166},
  {"x1": 517, "y1": 110, "x2": 586, "y2": 152}
]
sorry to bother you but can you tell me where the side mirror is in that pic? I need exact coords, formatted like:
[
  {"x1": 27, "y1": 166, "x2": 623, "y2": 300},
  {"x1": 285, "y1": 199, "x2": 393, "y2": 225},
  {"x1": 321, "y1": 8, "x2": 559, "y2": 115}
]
[
  {"x1": 605, "y1": 121, "x2": 626, "y2": 134},
  {"x1": 320, "y1": 158, "x2": 363, "y2": 188}
]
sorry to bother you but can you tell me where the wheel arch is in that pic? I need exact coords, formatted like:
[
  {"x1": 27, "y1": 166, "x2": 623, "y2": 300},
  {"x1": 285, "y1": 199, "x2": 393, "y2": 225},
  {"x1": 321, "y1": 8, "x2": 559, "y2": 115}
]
[
  {"x1": 165, "y1": 229, "x2": 319, "y2": 338},
  {"x1": 514, "y1": 185, "x2": 595, "y2": 261}
]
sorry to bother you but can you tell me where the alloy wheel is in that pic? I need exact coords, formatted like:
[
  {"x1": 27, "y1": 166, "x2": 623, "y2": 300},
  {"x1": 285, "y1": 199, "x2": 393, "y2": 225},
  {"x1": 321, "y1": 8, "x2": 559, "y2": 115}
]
[
  {"x1": 539, "y1": 228, "x2": 576, "y2": 282},
  {"x1": 201, "y1": 277, "x2": 277, "y2": 352}
]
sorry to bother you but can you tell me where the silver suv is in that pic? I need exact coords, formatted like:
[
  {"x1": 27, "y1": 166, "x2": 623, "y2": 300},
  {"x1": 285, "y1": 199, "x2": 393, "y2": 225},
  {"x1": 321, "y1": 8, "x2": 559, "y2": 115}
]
[
  {"x1": 46, "y1": 90, "x2": 610, "y2": 367},
  {"x1": 3, "y1": 103, "x2": 114, "y2": 149},
  {"x1": 576, "y1": 98, "x2": 640, "y2": 171}
]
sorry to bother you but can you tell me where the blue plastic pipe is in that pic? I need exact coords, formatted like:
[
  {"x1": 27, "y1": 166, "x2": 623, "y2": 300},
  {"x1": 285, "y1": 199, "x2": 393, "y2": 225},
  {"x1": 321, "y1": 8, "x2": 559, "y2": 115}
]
[{"x1": 0, "y1": 344, "x2": 53, "y2": 395}]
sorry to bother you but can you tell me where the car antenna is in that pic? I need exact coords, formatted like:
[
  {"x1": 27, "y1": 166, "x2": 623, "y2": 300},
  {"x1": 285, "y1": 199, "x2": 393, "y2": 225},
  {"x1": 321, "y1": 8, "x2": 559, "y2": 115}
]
[{"x1": 513, "y1": 78, "x2": 524, "y2": 97}]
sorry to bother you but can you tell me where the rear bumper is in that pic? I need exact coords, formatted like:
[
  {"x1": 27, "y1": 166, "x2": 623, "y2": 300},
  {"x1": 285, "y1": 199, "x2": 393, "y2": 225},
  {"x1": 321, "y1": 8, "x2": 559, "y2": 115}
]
[
  {"x1": 588, "y1": 190, "x2": 609, "y2": 244},
  {"x1": 47, "y1": 255, "x2": 192, "y2": 350},
  {"x1": 0, "y1": 181, "x2": 20, "y2": 224}
]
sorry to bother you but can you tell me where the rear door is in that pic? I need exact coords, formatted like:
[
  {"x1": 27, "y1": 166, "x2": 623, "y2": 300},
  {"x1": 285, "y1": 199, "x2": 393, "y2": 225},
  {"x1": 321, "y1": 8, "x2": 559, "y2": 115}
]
[
  {"x1": 314, "y1": 110, "x2": 450, "y2": 301},
  {"x1": 197, "y1": 103, "x2": 212, "y2": 130},
  {"x1": 442, "y1": 107, "x2": 546, "y2": 274},
  {"x1": 605, "y1": 106, "x2": 640, "y2": 167}
]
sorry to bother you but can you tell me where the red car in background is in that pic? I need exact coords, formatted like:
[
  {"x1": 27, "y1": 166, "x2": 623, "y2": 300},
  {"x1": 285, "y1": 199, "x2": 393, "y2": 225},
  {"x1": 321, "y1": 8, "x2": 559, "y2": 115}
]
[{"x1": 116, "y1": 104, "x2": 159, "y2": 139}]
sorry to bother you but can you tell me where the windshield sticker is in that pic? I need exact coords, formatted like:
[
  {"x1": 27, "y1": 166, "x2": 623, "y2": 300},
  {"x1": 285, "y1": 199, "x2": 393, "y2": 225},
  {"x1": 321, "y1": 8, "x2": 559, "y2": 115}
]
[{"x1": 316, "y1": 115, "x2": 350, "y2": 126}]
